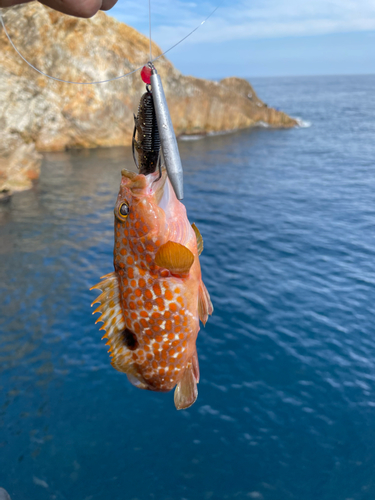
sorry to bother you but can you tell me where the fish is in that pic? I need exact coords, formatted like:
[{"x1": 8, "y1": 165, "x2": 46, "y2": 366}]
[{"x1": 91, "y1": 167, "x2": 213, "y2": 410}]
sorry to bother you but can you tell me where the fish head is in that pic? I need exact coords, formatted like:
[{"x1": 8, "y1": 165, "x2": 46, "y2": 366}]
[{"x1": 114, "y1": 169, "x2": 170, "y2": 240}]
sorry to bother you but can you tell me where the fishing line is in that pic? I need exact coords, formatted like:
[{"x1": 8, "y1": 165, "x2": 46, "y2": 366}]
[
  {"x1": 148, "y1": 0, "x2": 152, "y2": 62},
  {"x1": 0, "y1": 2, "x2": 221, "y2": 85}
]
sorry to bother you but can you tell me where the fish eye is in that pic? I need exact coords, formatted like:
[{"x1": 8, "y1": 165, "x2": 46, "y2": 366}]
[{"x1": 118, "y1": 202, "x2": 130, "y2": 219}]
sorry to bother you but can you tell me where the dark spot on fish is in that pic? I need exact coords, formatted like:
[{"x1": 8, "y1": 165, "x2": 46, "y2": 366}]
[{"x1": 122, "y1": 328, "x2": 138, "y2": 350}]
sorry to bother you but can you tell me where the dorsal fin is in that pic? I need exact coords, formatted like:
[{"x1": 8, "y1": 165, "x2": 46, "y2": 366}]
[
  {"x1": 198, "y1": 281, "x2": 214, "y2": 326},
  {"x1": 174, "y1": 361, "x2": 198, "y2": 410},
  {"x1": 191, "y1": 223, "x2": 203, "y2": 255},
  {"x1": 155, "y1": 240, "x2": 194, "y2": 275},
  {"x1": 90, "y1": 272, "x2": 133, "y2": 373}
]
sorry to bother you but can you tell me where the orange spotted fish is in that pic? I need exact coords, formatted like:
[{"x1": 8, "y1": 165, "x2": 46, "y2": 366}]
[{"x1": 91, "y1": 168, "x2": 213, "y2": 409}]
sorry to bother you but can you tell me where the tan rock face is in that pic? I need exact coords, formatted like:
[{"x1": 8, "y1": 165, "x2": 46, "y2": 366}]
[{"x1": 0, "y1": 3, "x2": 297, "y2": 192}]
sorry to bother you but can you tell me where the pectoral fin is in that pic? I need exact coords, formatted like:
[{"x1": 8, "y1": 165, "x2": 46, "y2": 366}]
[
  {"x1": 174, "y1": 361, "x2": 198, "y2": 410},
  {"x1": 191, "y1": 223, "x2": 203, "y2": 255},
  {"x1": 155, "y1": 241, "x2": 194, "y2": 275},
  {"x1": 198, "y1": 281, "x2": 214, "y2": 326}
]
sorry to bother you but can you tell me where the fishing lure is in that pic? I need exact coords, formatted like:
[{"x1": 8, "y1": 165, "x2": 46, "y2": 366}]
[
  {"x1": 132, "y1": 85, "x2": 161, "y2": 177},
  {"x1": 91, "y1": 66, "x2": 213, "y2": 409},
  {"x1": 132, "y1": 63, "x2": 183, "y2": 199}
]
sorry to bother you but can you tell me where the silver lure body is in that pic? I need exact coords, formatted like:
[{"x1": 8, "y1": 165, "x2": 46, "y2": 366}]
[{"x1": 150, "y1": 68, "x2": 184, "y2": 200}]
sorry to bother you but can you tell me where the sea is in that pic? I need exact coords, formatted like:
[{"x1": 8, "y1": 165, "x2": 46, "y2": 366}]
[{"x1": 1, "y1": 74, "x2": 375, "y2": 500}]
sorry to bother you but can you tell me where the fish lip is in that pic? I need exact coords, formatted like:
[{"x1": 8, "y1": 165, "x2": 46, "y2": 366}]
[{"x1": 121, "y1": 169, "x2": 137, "y2": 180}]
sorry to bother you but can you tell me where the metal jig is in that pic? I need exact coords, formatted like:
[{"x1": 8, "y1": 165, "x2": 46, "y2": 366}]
[
  {"x1": 150, "y1": 65, "x2": 184, "y2": 200},
  {"x1": 133, "y1": 62, "x2": 184, "y2": 199}
]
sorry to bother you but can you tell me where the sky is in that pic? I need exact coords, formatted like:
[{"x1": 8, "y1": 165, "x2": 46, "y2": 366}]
[{"x1": 108, "y1": 0, "x2": 375, "y2": 78}]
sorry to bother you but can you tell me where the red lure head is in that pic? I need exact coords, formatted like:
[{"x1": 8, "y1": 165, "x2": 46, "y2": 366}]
[{"x1": 141, "y1": 65, "x2": 152, "y2": 84}]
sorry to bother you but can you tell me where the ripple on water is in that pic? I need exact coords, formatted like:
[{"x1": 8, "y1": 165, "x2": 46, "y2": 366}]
[{"x1": 1, "y1": 78, "x2": 375, "y2": 500}]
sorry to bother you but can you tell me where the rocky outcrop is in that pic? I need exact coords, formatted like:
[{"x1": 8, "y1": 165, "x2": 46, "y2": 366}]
[
  {"x1": 0, "y1": 3, "x2": 297, "y2": 192},
  {"x1": 0, "y1": 142, "x2": 41, "y2": 192}
]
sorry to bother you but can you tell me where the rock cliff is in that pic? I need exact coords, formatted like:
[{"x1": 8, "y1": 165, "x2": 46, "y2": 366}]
[{"x1": 0, "y1": 3, "x2": 297, "y2": 192}]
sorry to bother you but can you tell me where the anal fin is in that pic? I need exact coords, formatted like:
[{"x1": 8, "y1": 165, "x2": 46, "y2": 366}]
[
  {"x1": 192, "y1": 349, "x2": 200, "y2": 383},
  {"x1": 198, "y1": 281, "x2": 214, "y2": 326},
  {"x1": 174, "y1": 361, "x2": 198, "y2": 410}
]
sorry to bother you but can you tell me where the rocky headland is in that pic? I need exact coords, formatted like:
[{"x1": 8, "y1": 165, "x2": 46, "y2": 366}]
[{"x1": 0, "y1": 3, "x2": 297, "y2": 193}]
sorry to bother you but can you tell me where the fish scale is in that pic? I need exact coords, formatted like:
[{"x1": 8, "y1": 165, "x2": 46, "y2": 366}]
[{"x1": 115, "y1": 220, "x2": 194, "y2": 390}]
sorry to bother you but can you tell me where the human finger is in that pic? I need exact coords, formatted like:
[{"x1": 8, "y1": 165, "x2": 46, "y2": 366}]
[
  {"x1": 38, "y1": 0, "x2": 103, "y2": 18},
  {"x1": 0, "y1": 0, "x2": 32, "y2": 7},
  {"x1": 100, "y1": 0, "x2": 118, "y2": 11},
  {"x1": 0, "y1": 0, "x2": 118, "y2": 18}
]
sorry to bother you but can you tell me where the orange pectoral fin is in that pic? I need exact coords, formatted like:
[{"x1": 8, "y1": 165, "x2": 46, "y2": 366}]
[
  {"x1": 155, "y1": 241, "x2": 194, "y2": 275},
  {"x1": 174, "y1": 361, "x2": 198, "y2": 410},
  {"x1": 198, "y1": 281, "x2": 214, "y2": 326}
]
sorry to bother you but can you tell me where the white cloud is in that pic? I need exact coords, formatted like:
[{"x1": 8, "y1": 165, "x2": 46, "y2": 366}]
[{"x1": 110, "y1": 0, "x2": 375, "y2": 51}]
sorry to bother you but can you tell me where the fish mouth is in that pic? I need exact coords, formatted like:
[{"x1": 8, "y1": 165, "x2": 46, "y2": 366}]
[
  {"x1": 121, "y1": 169, "x2": 137, "y2": 180},
  {"x1": 120, "y1": 168, "x2": 169, "y2": 207},
  {"x1": 152, "y1": 168, "x2": 168, "y2": 206}
]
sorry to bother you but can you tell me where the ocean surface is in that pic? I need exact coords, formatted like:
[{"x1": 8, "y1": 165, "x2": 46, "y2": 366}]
[{"x1": 1, "y1": 74, "x2": 375, "y2": 500}]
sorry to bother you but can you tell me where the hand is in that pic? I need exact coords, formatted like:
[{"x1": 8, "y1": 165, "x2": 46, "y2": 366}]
[{"x1": 0, "y1": 0, "x2": 118, "y2": 18}]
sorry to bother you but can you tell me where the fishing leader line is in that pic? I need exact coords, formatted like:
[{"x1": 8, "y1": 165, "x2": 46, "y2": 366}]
[
  {"x1": 149, "y1": 0, "x2": 152, "y2": 62},
  {"x1": 0, "y1": 2, "x2": 221, "y2": 85}
]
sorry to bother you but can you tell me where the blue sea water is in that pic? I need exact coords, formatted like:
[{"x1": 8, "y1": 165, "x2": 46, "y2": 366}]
[{"x1": 1, "y1": 74, "x2": 375, "y2": 500}]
